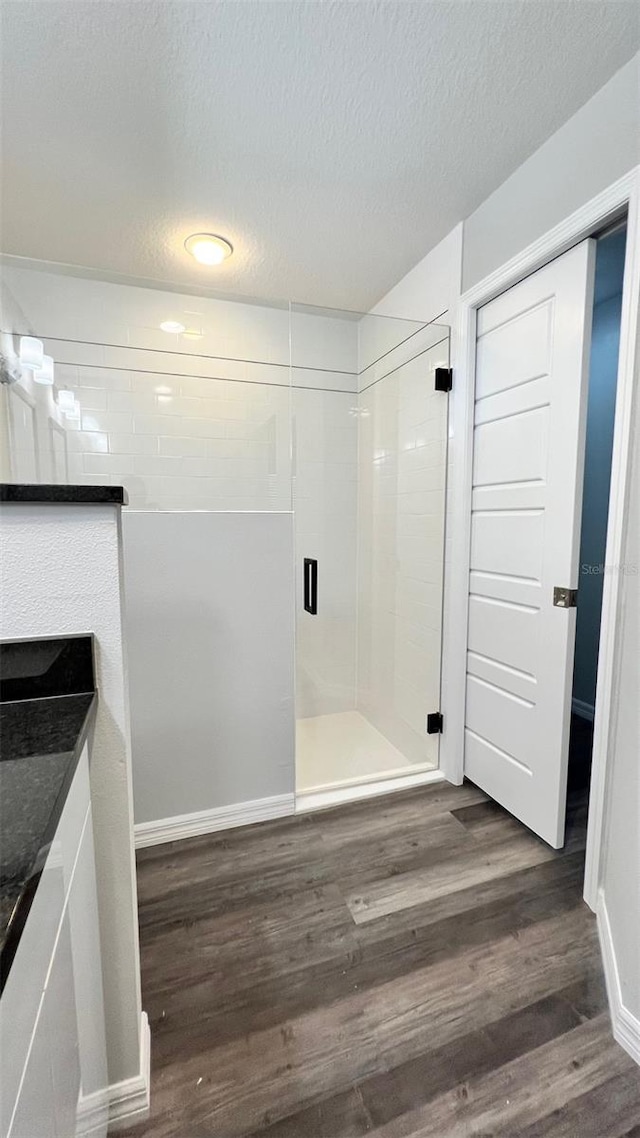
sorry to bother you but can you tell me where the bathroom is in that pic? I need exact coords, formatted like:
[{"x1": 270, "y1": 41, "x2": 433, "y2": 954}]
[{"x1": 0, "y1": 4, "x2": 639, "y2": 1136}]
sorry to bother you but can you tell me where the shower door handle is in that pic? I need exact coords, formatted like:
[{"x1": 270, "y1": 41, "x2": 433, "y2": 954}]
[{"x1": 304, "y1": 558, "x2": 318, "y2": 615}]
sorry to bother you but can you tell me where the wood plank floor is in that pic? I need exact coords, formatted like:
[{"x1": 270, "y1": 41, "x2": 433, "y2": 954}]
[{"x1": 120, "y1": 781, "x2": 640, "y2": 1137}]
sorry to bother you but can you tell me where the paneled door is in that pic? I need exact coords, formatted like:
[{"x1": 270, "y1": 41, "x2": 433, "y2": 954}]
[{"x1": 465, "y1": 240, "x2": 596, "y2": 847}]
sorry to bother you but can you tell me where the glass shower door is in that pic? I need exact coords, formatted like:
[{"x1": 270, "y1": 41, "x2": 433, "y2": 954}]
[{"x1": 291, "y1": 303, "x2": 449, "y2": 797}]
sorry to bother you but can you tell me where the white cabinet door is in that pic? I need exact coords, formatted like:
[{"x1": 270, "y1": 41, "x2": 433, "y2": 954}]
[
  {"x1": 0, "y1": 854, "x2": 65, "y2": 1136},
  {"x1": 2, "y1": 749, "x2": 107, "y2": 1138},
  {"x1": 465, "y1": 239, "x2": 596, "y2": 848},
  {"x1": 8, "y1": 909, "x2": 80, "y2": 1138},
  {"x1": 46, "y1": 913, "x2": 81, "y2": 1138},
  {"x1": 69, "y1": 808, "x2": 108, "y2": 1138},
  {"x1": 8, "y1": 1008, "x2": 57, "y2": 1138}
]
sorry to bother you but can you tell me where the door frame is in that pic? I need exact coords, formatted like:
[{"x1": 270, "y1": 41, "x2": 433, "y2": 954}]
[{"x1": 441, "y1": 167, "x2": 640, "y2": 910}]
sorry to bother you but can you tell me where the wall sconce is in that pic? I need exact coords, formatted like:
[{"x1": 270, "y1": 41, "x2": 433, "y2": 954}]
[
  {"x1": 19, "y1": 336, "x2": 44, "y2": 370},
  {"x1": 33, "y1": 355, "x2": 55, "y2": 385}
]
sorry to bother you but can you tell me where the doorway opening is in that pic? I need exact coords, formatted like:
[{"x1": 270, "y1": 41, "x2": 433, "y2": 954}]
[
  {"x1": 568, "y1": 223, "x2": 628, "y2": 799},
  {"x1": 459, "y1": 211, "x2": 633, "y2": 852},
  {"x1": 450, "y1": 173, "x2": 639, "y2": 913}
]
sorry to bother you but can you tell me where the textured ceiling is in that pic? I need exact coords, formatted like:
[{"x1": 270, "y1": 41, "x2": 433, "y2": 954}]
[{"x1": 1, "y1": 0, "x2": 638, "y2": 310}]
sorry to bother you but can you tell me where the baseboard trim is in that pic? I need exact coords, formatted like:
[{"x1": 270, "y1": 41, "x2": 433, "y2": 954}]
[
  {"x1": 296, "y1": 768, "x2": 445, "y2": 813},
  {"x1": 134, "y1": 794, "x2": 295, "y2": 848},
  {"x1": 597, "y1": 892, "x2": 640, "y2": 1066},
  {"x1": 572, "y1": 697, "x2": 595, "y2": 722},
  {"x1": 106, "y1": 1010, "x2": 151, "y2": 1131},
  {"x1": 75, "y1": 1087, "x2": 109, "y2": 1136}
]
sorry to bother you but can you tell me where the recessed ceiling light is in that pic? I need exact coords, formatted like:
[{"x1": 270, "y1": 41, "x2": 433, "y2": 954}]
[
  {"x1": 160, "y1": 320, "x2": 186, "y2": 334},
  {"x1": 184, "y1": 233, "x2": 233, "y2": 266}
]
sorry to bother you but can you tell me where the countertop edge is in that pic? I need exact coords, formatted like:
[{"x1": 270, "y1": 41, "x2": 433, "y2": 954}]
[
  {"x1": 0, "y1": 484, "x2": 128, "y2": 505},
  {"x1": 0, "y1": 693, "x2": 99, "y2": 994}
]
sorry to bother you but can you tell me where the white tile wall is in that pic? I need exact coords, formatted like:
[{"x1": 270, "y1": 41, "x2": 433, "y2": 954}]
[{"x1": 58, "y1": 360, "x2": 292, "y2": 509}]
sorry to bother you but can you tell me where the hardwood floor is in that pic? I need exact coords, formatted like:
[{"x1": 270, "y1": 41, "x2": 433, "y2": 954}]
[{"x1": 120, "y1": 781, "x2": 640, "y2": 1137}]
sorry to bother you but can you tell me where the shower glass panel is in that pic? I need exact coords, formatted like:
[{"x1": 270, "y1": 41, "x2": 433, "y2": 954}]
[{"x1": 291, "y1": 303, "x2": 450, "y2": 796}]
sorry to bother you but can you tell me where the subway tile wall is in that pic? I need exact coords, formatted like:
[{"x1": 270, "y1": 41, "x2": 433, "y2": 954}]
[{"x1": 57, "y1": 362, "x2": 293, "y2": 510}]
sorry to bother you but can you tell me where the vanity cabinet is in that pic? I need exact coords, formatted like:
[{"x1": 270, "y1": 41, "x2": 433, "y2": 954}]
[{"x1": 0, "y1": 743, "x2": 108, "y2": 1138}]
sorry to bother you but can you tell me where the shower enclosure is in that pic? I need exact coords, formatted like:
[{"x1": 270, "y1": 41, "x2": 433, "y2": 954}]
[
  {"x1": 1, "y1": 267, "x2": 449, "y2": 812},
  {"x1": 291, "y1": 304, "x2": 449, "y2": 797}
]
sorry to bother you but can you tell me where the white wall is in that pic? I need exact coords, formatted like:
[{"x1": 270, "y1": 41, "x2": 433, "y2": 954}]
[
  {"x1": 372, "y1": 224, "x2": 463, "y2": 324},
  {"x1": 122, "y1": 511, "x2": 295, "y2": 825},
  {"x1": 0, "y1": 503, "x2": 143, "y2": 1090},
  {"x1": 462, "y1": 54, "x2": 640, "y2": 290},
  {"x1": 601, "y1": 357, "x2": 640, "y2": 1023}
]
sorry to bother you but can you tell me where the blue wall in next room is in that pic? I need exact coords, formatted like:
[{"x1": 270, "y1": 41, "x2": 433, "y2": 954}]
[{"x1": 572, "y1": 226, "x2": 626, "y2": 714}]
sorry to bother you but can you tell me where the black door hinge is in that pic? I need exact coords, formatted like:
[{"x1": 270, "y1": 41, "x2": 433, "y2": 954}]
[
  {"x1": 434, "y1": 367, "x2": 452, "y2": 392},
  {"x1": 426, "y1": 712, "x2": 443, "y2": 734}
]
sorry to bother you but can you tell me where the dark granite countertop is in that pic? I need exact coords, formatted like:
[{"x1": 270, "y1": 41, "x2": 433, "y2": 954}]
[
  {"x1": 0, "y1": 637, "x2": 98, "y2": 990},
  {"x1": 0, "y1": 483, "x2": 127, "y2": 505}
]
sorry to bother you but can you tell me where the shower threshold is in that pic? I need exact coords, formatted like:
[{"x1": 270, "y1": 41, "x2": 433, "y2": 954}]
[{"x1": 295, "y1": 710, "x2": 442, "y2": 811}]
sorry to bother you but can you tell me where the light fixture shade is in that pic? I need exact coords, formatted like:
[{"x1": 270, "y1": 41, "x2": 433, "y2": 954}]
[
  {"x1": 19, "y1": 336, "x2": 44, "y2": 370},
  {"x1": 160, "y1": 320, "x2": 186, "y2": 334},
  {"x1": 184, "y1": 233, "x2": 233, "y2": 266},
  {"x1": 57, "y1": 389, "x2": 76, "y2": 411},
  {"x1": 33, "y1": 355, "x2": 55, "y2": 385}
]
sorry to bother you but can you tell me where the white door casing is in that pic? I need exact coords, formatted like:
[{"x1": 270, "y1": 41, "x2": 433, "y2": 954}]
[{"x1": 464, "y1": 239, "x2": 596, "y2": 848}]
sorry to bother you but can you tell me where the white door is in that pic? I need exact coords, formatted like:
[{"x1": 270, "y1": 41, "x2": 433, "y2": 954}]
[{"x1": 465, "y1": 239, "x2": 596, "y2": 848}]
